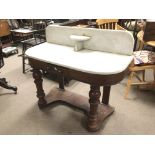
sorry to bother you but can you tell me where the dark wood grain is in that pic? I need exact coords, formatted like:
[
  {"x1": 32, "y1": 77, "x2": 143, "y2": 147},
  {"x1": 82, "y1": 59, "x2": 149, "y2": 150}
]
[
  {"x1": 33, "y1": 69, "x2": 47, "y2": 108},
  {"x1": 28, "y1": 57, "x2": 127, "y2": 131}
]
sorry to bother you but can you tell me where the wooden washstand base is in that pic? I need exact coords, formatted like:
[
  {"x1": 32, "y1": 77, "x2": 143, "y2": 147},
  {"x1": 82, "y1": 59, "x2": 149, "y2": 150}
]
[{"x1": 38, "y1": 87, "x2": 114, "y2": 132}]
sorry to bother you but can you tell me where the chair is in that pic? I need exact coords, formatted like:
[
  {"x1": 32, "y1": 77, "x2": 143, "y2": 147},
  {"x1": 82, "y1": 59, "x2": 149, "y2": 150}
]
[
  {"x1": 21, "y1": 28, "x2": 46, "y2": 73},
  {"x1": 0, "y1": 46, "x2": 17, "y2": 93},
  {"x1": 118, "y1": 19, "x2": 139, "y2": 34},
  {"x1": 118, "y1": 19, "x2": 145, "y2": 50},
  {"x1": 124, "y1": 26, "x2": 155, "y2": 98},
  {"x1": 0, "y1": 20, "x2": 13, "y2": 46},
  {"x1": 96, "y1": 19, "x2": 125, "y2": 30},
  {"x1": 0, "y1": 20, "x2": 18, "y2": 57}
]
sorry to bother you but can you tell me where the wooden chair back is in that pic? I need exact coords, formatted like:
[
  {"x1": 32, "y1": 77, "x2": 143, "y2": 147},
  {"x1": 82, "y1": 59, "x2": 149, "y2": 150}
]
[
  {"x1": 0, "y1": 20, "x2": 11, "y2": 37},
  {"x1": 96, "y1": 19, "x2": 119, "y2": 29}
]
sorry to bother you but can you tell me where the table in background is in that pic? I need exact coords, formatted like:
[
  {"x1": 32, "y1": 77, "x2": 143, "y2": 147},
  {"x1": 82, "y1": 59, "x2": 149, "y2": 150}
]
[{"x1": 11, "y1": 28, "x2": 37, "y2": 43}]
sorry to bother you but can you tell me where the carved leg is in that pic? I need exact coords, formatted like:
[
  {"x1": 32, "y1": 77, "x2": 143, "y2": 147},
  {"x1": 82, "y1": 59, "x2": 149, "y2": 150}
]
[
  {"x1": 0, "y1": 78, "x2": 17, "y2": 93},
  {"x1": 32, "y1": 69, "x2": 47, "y2": 109},
  {"x1": 102, "y1": 86, "x2": 111, "y2": 105},
  {"x1": 88, "y1": 85, "x2": 101, "y2": 131}
]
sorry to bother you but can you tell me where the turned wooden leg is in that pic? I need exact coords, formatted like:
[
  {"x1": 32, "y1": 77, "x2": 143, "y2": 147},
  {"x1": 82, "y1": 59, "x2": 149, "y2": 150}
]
[
  {"x1": 102, "y1": 86, "x2": 111, "y2": 105},
  {"x1": 32, "y1": 69, "x2": 47, "y2": 109},
  {"x1": 124, "y1": 71, "x2": 134, "y2": 99},
  {"x1": 88, "y1": 85, "x2": 101, "y2": 131}
]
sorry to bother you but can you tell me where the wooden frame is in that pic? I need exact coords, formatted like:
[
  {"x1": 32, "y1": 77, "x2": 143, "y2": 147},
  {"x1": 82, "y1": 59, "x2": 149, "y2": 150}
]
[
  {"x1": 28, "y1": 57, "x2": 128, "y2": 132},
  {"x1": 96, "y1": 19, "x2": 125, "y2": 30}
]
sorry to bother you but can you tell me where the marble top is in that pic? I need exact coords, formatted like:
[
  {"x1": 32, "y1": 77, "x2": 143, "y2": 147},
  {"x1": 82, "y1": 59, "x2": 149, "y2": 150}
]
[{"x1": 26, "y1": 42, "x2": 133, "y2": 75}]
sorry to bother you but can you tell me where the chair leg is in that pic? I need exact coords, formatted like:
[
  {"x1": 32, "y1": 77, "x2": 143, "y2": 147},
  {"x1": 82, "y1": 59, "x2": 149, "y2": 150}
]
[
  {"x1": 16, "y1": 49, "x2": 19, "y2": 54},
  {"x1": 133, "y1": 36, "x2": 138, "y2": 51},
  {"x1": 124, "y1": 71, "x2": 134, "y2": 99},
  {"x1": 153, "y1": 68, "x2": 155, "y2": 81},
  {"x1": 22, "y1": 44, "x2": 26, "y2": 74},
  {"x1": 0, "y1": 78, "x2": 17, "y2": 93},
  {"x1": 142, "y1": 70, "x2": 145, "y2": 82}
]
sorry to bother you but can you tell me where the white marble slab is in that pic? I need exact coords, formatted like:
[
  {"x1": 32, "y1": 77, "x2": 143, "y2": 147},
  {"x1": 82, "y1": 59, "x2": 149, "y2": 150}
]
[
  {"x1": 26, "y1": 42, "x2": 133, "y2": 75},
  {"x1": 46, "y1": 25, "x2": 134, "y2": 56}
]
